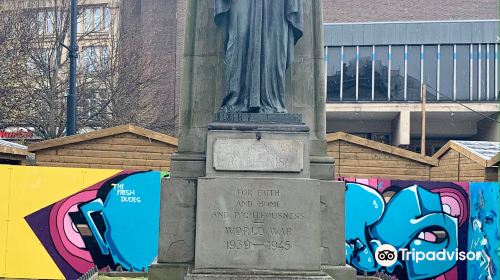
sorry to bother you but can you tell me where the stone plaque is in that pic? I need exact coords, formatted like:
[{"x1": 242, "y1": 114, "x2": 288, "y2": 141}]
[
  {"x1": 213, "y1": 139, "x2": 304, "y2": 172},
  {"x1": 195, "y1": 177, "x2": 321, "y2": 270}
]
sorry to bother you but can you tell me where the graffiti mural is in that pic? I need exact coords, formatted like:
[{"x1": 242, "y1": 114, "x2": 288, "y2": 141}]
[
  {"x1": 342, "y1": 178, "x2": 499, "y2": 280},
  {"x1": 468, "y1": 182, "x2": 499, "y2": 280},
  {"x1": 24, "y1": 170, "x2": 163, "y2": 279}
]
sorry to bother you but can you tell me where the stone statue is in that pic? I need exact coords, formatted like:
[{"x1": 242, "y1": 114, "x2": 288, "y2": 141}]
[{"x1": 214, "y1": 0, "x2": 304, "y2": 113}]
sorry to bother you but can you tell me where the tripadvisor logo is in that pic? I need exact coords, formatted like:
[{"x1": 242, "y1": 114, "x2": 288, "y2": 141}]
[
  {"x1": 374, "y1": 244, "x2": 483, "y2": 267},
  {"x1": 375, "y1": 244, "x2": 398, "y2": 267}
]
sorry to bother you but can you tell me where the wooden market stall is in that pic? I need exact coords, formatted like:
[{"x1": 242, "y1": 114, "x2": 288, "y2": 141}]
[
  {"x1": 0, "y1": 140, "x2": 31, "y2": 165},
  {"x1": 431, "y1": 141, "x2": 499, "y2": 182},
  {"x1": 326, "y1": 132, "x2": 438, "y2": 181},
  {"x1": 28, "y1": 124, "x2": 178, "y2": 171}
]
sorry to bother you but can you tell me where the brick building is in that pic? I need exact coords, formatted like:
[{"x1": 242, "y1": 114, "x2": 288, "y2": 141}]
[{"x1": 322, "y1": 0, "x2": 498, "y2": 23}]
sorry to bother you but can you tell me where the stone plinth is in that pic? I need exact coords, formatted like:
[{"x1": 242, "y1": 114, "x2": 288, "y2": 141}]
[
  {"x1": 185, "y1": 269, "x2": 333, "y2": 280},
  {"x1": 195, "y1": 177, "x2": 321, "y2": 270}
]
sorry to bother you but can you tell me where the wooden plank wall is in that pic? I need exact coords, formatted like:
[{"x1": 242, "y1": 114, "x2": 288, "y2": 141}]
[
  {"x1": 429, "y1": 150, "x2": 496, "y2": 182},
  {"x1": 327, "y1": 140, "x2": 431, "y2": 180},
  {"x1": 430, "y1": 150, "x2": 460, "y2": 181},
  {"x1": 0, "y1": 153, "x2": 26, "y2": 165},
  {"x1": 35, "y1": 133, "x2": 176, "y2": 170},
  {"x1": 458, "y1": 153, "x2": 486, "y2": 182}
]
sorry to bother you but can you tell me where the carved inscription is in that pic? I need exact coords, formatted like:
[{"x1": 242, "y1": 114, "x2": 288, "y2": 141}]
[
  {"x1": 195, "y1": 178, "x2": 320, "y2": 270},
  {"x1": 213, "y1": 139, "x2": 304, "y2": 172},
  {"x1": 210, "y1": 187, "x2": 304, "y2": 252}
]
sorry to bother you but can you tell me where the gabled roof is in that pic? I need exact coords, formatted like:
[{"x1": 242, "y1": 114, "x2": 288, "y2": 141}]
[
  {"x1": 0, "y1": 139, "x2": 29, "y2": 156},
  {"x1": 433, "y1": 140, "x2": 500, "y2": 167},
  {"x1": 28, "y1": 124, "x2": 178, "y2": 152},
  {"x1": 326, "y1": 132, "x2": 438, "y2": 166}
]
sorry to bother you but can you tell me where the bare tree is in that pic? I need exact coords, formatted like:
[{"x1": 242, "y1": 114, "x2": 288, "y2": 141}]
[{"x1": 0, "y1": 0, "x2": 172, "y2": 140}]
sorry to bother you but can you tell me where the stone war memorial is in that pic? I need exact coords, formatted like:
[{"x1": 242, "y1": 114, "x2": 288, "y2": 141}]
[{"x1": 149, "y1": 0, "x2": 354, "y2": 279}]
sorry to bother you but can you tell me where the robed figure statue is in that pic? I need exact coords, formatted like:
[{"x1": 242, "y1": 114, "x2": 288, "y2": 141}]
[{"x1": 214, "y1": 0, "x2": 304, "y2": 113}]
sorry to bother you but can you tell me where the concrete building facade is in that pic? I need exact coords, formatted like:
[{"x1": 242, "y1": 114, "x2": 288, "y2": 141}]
[{"x1": 324, "y1": 20, "x2": 500, "y2": 154}]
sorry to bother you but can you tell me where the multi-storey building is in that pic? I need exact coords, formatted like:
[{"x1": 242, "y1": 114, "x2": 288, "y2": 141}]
[
  {"x1": 325, "y1": 20, "x2": 499, "y2": 154},
  {"x1": 322, "y1": 0, "x2": 499, "y2": 154}
]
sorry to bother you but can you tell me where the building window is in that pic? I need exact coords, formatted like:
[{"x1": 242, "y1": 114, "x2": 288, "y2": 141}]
[
  {"x1": 82, "y1": 46, "x2": 109, "y2": 73},
  {"x1": 325, "y1": 42, "x2": 498, "y2": 103},
  {"x1": 424, "y1": 45, "x2": 438, "y2": 101},
  {"x1": 488, "y1": 44, "x2": 496, "y2": 100},
  {"x1": 374, "y1": 46, "x2": 389, "y2": 100},
  {"x1": 342, "y1": 47, "x2": 357, "y2": 101},
  {"x1": 80, "y1": 6, "x2": 110, "y2": 33},
  {"x1": 407, "y1": 45, "x2": 421, "y2": 101},
  {"x1": 94, "y1": 8, "x2": 102, "y2": 30},
  {"x1": 37, "y1": 11, "x2": 55, "y2": 35},
  {"x1": 440, "y1": 45, "x2": 454, "y2": 100},
  {"x1": 104, "y1": 8, "x2": 111, "y2": 31},
  {"x1": 391, "y1": 46, "x2": 405, "y2": 101},
  {"x1": 358, "y1": 46, "x2": 373, "y2": 101},
  {"x1": 456, "y1": 45, "x2": 470, "y2": 101},
  {"x1": 327, "y1": 47, "x2": 341, "y2": 101},
  {"x1": 471, "y1": 45, "x2": 479, "y2": 100},
  {"x1": 84, "y1": 8, "x2": 92, "y2": 32},
  {"x1": 82, "y1": 47, "x2": 95, "y2": 72},
  {"x1": 46, "y1": 11, "x2": 54, "y2": 34},
  {"x1": 480, "y1": 44, "x2": 488, "y2": 100}
]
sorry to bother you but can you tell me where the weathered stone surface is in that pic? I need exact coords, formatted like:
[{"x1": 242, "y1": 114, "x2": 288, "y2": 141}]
[
  {"x1": 320, "y1": 181, "x2": 346, "y2": 266},
  {"x1": 310, "y1": 156, "x2": 336, "y2": 180},
  {"x1": 157, "y1": 178, "x2": 197, "y2": 263},
  {"x1": 186, "y1": 268, "x2": 333, "y2": 280},
  {"x1": 213, "y1": 139, "x2": 304, "y2": 172},
  {"x1": 206, "y1": 130, "x2": 310, "y2": 178},
  {"x1": 208, "y1": 123, "x2": 310, "y2": 132},
  {"x1": 170, "y1": 153, "x2": 206, "y2": 178},
  {"x1": 195, "y1": 177, "x2": 321, "y2": 270},
  {"x1": 148, "y1": 261, "x2": 189, "y2": 280},
  {"x1": 321, "y1": 265, "x2": 357, "y2": 280},
  {"x1": 214, "y1": 113, "x2": 303, "y2": 124}
]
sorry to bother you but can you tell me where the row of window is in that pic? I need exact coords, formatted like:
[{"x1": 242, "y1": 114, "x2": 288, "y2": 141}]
[
  {"x1": 81, "y1": 46, "x2": 109, "y2": 72},
  {"x1": 326, "y1": 44, "x2": 499, "y2": 102},
  {"x1": 37, "y1": 6, "x2": 111, "y2": 35},
  {"x1": 26, "y1": 46, "x2": 109, "y2": 74}
]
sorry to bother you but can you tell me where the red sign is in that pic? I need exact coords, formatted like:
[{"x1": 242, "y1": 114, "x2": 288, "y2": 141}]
[{"x1": 0, "y1": 129, "x2": 34, "y2": 139}]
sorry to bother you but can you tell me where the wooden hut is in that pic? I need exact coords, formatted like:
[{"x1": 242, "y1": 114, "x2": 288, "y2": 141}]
[
  {"x1": 327, "y1": 132, "x2": 438, "y2": 180},
  {"x1": 0, "y1": 140, "x2": 30, "y2": 165},
  {"x1": 431, "y1": 141, "x2": 499, "y2": 182},
  {"x1": 28, "y1": 125, "x2": 178, "y2": 171}
]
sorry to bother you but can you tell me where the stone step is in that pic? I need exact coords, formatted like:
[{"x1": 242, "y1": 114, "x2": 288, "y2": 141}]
[{"x1": 185, "y1": 269, "x2": 334, "y2": 280}]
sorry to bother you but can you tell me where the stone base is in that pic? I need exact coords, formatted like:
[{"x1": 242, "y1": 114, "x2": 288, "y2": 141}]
[
  {"x1": 148, "y1": 264, "x2": 358, "y2": 280},
  {"x1": 310, "y1": 156, "x2": 336, "y2": 180},
  {"x1": 157, "y1": 178, "x2": 197, "y2": 263},
  {"x1": 148, "y1": 262, "x2": 189, "y2": 280},
  {"x1": 321, "y1": 265, "x2": 357, "y2": 280},
  {"x1": 186, "y1": 269, "x2": 333, "y2": 280}
]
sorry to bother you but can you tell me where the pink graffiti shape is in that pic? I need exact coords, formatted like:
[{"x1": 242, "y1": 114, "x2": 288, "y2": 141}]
[{"x1": 50, "y1": 190, "x2": 97, "y2": 274}]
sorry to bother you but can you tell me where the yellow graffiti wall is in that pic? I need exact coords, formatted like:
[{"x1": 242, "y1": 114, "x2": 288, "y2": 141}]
[{"x1": 0, "y1": 165, "x2": 121, "y2": 279}]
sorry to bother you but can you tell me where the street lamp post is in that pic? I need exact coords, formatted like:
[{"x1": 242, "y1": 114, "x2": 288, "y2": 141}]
[{"x1": 66, "y1": 0, "x2": 78, "y2": 135}]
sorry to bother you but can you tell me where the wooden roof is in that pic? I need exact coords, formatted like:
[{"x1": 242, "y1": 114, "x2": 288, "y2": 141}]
[
  {"x1": 326, "y1": 132, "x2": 438, "y2": 166},
  {"x1": 28, "y1": 124, "x2": 178, "y2": 152},
  {"x1": 0, "y1": 140, "x2": 29, "y2": 156},
  {"x1": 433, "y1": 141, "x2": 500, "y2": 167}
]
